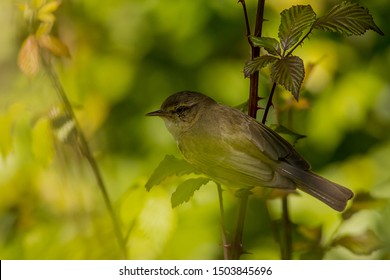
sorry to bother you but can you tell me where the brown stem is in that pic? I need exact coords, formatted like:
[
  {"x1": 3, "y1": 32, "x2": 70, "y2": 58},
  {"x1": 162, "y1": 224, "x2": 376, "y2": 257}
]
[
  {"x1": 248, "y1": 0, "x2": 266, "y2": 119},
  {"x1": 230, "y1": 0, "x2": 266, "y2": 260}
]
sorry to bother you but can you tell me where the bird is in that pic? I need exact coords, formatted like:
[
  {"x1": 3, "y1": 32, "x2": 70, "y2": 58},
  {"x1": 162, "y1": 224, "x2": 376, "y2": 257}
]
[{"x1": 146, "y1": 91, "x2": 353, "y2": 211}]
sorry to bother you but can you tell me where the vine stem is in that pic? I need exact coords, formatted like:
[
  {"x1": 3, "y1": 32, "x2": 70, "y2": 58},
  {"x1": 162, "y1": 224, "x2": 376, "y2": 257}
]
[
  {"x1": 216, "y1": 184, "x2": 229, "y2": 260},
  {"x1": 41, "y1": 53, "x2": 127, "y2": 259},
  {"x1": 229, "y1": 190, "x2": 251, "y2": 260},
  {"x1": 225, "y1": 0, "x2": 266, "y2": 260},
  {"x1": 281, "y1": 195, "x2": 292, "y2": 259},
  {"x1": 261, "y1": 82, "x2": 277, "y2": 124}
]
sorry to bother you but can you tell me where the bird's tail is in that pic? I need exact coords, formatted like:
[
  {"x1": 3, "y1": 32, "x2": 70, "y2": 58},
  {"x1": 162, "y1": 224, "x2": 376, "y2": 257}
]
[{"x1": 278, "y1": 162, "x2": 354, "y2": 211}]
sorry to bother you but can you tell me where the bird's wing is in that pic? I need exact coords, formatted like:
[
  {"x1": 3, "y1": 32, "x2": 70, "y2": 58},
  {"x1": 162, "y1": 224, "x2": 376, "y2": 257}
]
[
  {"x1": 179, "y1": 109, "x2": 297, "y2": 189},
  {"x1": 180, "y1": 135, "x2": 295, "y2": 189},
  {"x1": 245, "y1": 114, "x2": 311, "y2": 170}
]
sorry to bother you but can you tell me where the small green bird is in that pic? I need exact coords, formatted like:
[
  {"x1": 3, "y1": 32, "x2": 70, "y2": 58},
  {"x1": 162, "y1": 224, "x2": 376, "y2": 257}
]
[{"x1": 147, "y1": 91, "x2": 353, "y2": 211}]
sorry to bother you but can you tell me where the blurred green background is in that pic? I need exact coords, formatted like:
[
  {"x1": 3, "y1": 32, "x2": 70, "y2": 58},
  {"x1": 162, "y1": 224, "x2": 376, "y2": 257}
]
[{"x1": 0, "y1": 0, "x2": 389, "y2": 259}]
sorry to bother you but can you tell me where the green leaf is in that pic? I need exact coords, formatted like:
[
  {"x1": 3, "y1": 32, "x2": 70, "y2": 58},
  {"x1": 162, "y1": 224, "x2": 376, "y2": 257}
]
[
  {"x1": 314, "y1": 1, "x2": 384, "y2": 36},
  {"x1": 331, "y1": 230, "x2": 382, "y2": 255},
  {"x1": 244, "y1": 55, "x2": 279, "y2": 77},
  {"x1": 278, "y1": 5, "x2": 316, "y2": 51},
  {"x1": 269, "y1": 124, "x2": 306, "y2": 145},
  {"x1": 271, "y1": 56, "x2": 304, "y2": 100},
  {"x1": 32, "y1": 117, "x2": 54, "y2": 166},
  {"x1": 171, "y1": 177, "x2": 211, "y2": 208},
  {"x1": 342, "y1": 192, "x2": 388, "y2": 220},
  {"x1": 145, "y1": 155, "x2": 198, "y2": 191},
  {"x1": 250, "y1": 36, "x2": 281, "y2": 56}
]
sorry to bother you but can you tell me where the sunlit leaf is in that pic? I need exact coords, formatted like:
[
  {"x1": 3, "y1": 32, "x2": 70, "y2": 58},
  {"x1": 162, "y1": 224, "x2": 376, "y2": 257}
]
[
  {"x1": 18, "y1": 35, "x2": 40, "y2": 77},
  {"x1": 278, "y1": 5, "x2": 316, "y2": 51},
  {"x1": 37, "y1": 13, "x2": 56, "y2": 23},
  {"x1": 250, "y1": 36, "x2": 281, "y2": 56},
  {"x1": 314, "y1": 1, "x2": 384, "y2": 36},
  {"x1": 244, "y1": 55, "x2": 279, "y2": 77},
  {"x1": 269, "y1": 124, "x2": 306, "y2": 145},
  {"x1": 37, "y1": 1, "x2": 60, "y2": 23},
  {"x1": 332, "y1": 230, "x2": 382, "y2": 255},
  {"x1": 32, "y1": 117, "x2": 55, "y2": 166},
  {"x1": 36, "y1": 22, "x2": 54, "y2": 37},
  {"x1": 294, "y1": 225, "x2": 324, "y2": 259},
  {"x1": 298, "y1": 225, "x2": 322, "y2": 241},
  {"x1": 32, "y1": 0, "x2": 45, "y2": 9},
  {"x1": 271, "y1": 56, "x2": 304, "y2": 100},
  {"x1": 0, "y1": 114, "x2": 12, "y2": 157},
  {"x1": 145, "y1": 155, "x2": 198, "y2": 191},
  {"x1": 39, "y1": 0, "x2": 60, "y2": 14},
  {"x1": 39, "y1": 35, "x2": 71, "y2": 57},
  {"x1": 171, "y1": 177, "x2": 210, "y2": 208},
  {"x1": 342, "y1": 192, "x2": 388, "y2": 220}
]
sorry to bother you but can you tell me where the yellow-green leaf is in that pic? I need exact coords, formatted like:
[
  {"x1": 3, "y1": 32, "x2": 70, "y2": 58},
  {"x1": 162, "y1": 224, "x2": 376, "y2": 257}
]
[
  {"x1": 145, "y1": 155, "x2": 199, "y2": 191},
  {"x1": 32, "y1": 0, "x2": 45, "y2": 9},
  {"x1": 18, "y1": 35, "x2": 40, "y2": 77},
  {"x1": 342, "y1": 192, "x2": 388, "y2": 220},
  {"x1": 37, "y1": 1, "x2": 60, "y2": 23},
  {"x1": 36, "y1": 22, "x2": 54, "y2": 37},
  {"x1": 39, "y1": 0, "x2": 60, "y2": 14},
  {"x1": 0, "y1": 114, "x2": 12, "y2": 157},
  {"x1": 332, "y1": 230, "x2": 382, "y2": 255},
  {"x1": 32, "y1": 117, "x2": 55, "y2": 166},
  {"x1": 171, "y1": 177, "x2": 211, "y2": 208},
  {"x1": 39, "y1": 35, "x2": 71, "y2": 57}
]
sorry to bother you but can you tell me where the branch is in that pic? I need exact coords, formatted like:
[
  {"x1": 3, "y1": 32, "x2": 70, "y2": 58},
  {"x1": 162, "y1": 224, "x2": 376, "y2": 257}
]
[
  {"x1": 261, "y1": 82, "x2": 277, "y2": 124},
  {"x1": 41, "y1": 53, "x2": 127, "y2": 259},
  {"x1": 217, "y1": 184, "x2": 229, "y2": 260}
]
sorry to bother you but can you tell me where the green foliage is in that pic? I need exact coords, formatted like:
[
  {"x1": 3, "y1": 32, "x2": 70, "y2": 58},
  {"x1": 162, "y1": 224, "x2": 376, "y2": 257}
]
[
  {"x1": 278, "y1": 5, "x2": 316, "y2": 51},
  {"x1": 145, "y1": 155, "x2": 198, "y2": 191},
  {"x1": 331, "y1": 230, "x2": 382, "y2": 255},
  {"x1": 244, "y1": 1, "x2": 383, "y2": 100},
  {"x1": 314, "y1": 2, "x2": 384, "y2": 36},
  {"x1": 342, "y1": 193, "x2": 388, "y2": 220},
  {"x1": 1, "y1": 0, "x2": 388, "y2": 260},
  {"x1": 271, "y1": 56, "x2": 304, "y2": 99},
  {"x1": 171, "y1": 177, "x2": 211, "y2": 208}
]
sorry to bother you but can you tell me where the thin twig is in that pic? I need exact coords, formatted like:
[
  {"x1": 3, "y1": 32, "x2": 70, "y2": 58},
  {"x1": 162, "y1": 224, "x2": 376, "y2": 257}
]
[
  {"x1": 286, "y1": 26, "x2": 314, "y2": 57},
  {"x1": 229, "y1": 190, "x2": 251, "y2": 260},
  {"x1": 216, "y1": 184, "x2": 229, "y2": 260},
  {"x1": 261, "y1": 82, "x2": 277, "y2": 124},
  {"x1": 281, "y1": 195, "x2": 292, "y2": 259},
  {"x1": 41, "y1": 53, "x2": 127, "y2": 259},
  {"x1": 239, "y1": 0, "x2": 252, "y2": 46}
]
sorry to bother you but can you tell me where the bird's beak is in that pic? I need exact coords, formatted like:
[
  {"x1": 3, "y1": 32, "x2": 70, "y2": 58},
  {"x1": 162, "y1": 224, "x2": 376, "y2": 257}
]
[{"x1": 145, "y1": 109, "x2": 167, "y2": 117}]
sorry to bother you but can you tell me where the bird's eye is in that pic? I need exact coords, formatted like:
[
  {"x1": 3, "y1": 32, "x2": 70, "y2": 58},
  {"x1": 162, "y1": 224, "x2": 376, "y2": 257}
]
[{"x1": 175, "y1": 106, "x2": 188, "y2": 114}]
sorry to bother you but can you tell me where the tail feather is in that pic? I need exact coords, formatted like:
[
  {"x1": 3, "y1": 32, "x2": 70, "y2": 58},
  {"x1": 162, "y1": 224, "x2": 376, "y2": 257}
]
[{"x1": 278, "y1": 162, "x2": 354, "y2": 212}]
